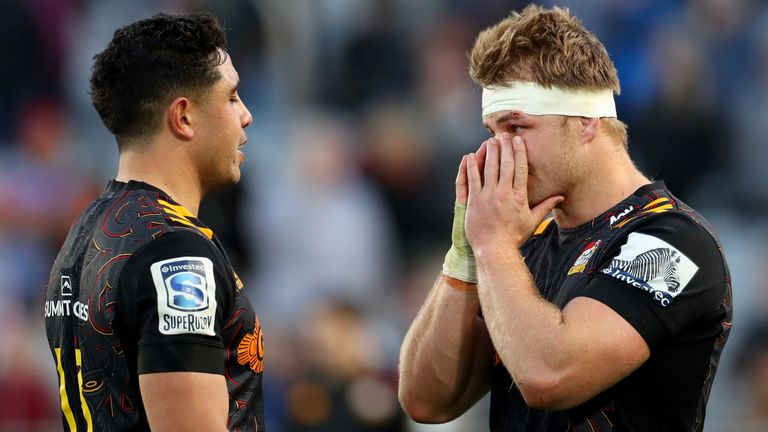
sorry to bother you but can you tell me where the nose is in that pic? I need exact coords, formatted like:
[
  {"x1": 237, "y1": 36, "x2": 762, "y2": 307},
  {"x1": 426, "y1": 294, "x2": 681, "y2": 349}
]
[{"x1": 241, "y1": 103, "x2": 253, "y2": 129}]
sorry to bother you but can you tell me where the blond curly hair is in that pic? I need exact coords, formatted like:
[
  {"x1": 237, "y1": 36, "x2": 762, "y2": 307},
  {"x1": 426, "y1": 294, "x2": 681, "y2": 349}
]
[{"x1": 469, "y1": 5, "x2": 628, "y2": 147}]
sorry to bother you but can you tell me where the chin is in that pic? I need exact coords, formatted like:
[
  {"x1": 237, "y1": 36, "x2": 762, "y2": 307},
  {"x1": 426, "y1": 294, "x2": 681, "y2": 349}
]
[
  {"x1": 203, "y1": 172, "x2": 241, "y2": 194},
  {"x1": 222, "y1": 170, "x2": 241, "y2": 187}
]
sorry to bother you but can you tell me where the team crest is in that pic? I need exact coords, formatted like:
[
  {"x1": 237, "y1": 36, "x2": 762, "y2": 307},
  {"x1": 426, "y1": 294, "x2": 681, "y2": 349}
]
[
  {"x1": 150, "y1": 256, "x2": 217, "y2": 336},
  {"x1": 237, "y1": 317, "x2": 265, "y2": 373},
  {"x1": 567, "y1": 240, "x2": 602, "y2": 275},
  {"x1": 601, "y1": 233, "x2": 698, "y2": 308}
]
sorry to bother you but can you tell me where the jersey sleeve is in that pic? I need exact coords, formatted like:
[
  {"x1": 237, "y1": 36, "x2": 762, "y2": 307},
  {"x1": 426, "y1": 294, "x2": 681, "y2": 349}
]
[
  {"x1": 116, "y1": 230, "x2": 232, "y2": 375},
  {"x1": 579, "y1": 214, "x2": 726, "y2": 350}
]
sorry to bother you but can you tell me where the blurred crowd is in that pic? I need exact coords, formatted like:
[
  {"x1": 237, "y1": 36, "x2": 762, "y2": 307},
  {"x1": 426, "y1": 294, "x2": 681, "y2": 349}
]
[{"x1": 1, "y1": 0, "x2": 767, "y2": 431}]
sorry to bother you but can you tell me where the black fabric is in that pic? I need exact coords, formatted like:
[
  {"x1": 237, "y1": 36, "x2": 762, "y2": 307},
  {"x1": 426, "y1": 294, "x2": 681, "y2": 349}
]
[
  {"x1": 584, "y1": 215, "x2": 727, "y2": 347},
  {"x1": 138, "y1": 342, "x2": 225, "y2": 374},
  {"x1": 489, "y1": 182, "x2": 732, "y2": 432},
  {"x1": 117, "y1": 231, "x2": 231, "y2": 375}
]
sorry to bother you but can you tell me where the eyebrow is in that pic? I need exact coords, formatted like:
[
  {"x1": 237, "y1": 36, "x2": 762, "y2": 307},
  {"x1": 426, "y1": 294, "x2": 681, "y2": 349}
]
[{"x1": 483, "y1": 111, "x2": 524, "y2": 128}]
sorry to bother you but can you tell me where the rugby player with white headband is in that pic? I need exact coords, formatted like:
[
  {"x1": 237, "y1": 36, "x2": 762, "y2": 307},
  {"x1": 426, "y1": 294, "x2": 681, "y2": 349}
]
[{"x1": 400, "y1": 5, "x2": 732, "y2": 432}]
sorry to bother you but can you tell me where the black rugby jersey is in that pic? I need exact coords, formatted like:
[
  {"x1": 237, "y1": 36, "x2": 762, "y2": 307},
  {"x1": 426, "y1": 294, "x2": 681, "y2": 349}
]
[
  {"x1": 44, "y1": 180, "x2": 265, "y2": 431},
  {"x1": 488, "y1": 182, "x2": 732, "y2": 432}
]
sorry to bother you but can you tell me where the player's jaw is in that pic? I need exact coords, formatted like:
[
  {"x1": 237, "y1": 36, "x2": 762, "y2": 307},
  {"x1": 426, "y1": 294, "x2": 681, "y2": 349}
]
[{"x1": 226, "y1": 137, "x2": 245, "y2": 182}]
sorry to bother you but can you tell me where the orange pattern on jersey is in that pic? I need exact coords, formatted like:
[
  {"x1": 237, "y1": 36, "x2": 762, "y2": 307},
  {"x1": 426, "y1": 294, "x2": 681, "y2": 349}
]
[
  {"x1": 157, "y1": 199, "x2": 214, "y2": 239},
  {"x1": 237, "y1": 317, "x2": 265, "y2": 373},
  {"x1": 613, "y1": 197, "x2": 673, "y2": 228},
  {"x1": 533, "y1": 217, "x2": 554, "y2": 236},
  {"x1": 233, "y1": 271, "x2": 244, "y2": 291}
]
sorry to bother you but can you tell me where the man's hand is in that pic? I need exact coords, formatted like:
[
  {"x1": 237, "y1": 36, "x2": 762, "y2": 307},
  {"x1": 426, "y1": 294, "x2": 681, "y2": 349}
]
[
  {"x1": 455, "y1": 140, "x2": 488, "y2": 205},
  {"x1": 464, "y1": 133, "x2": 563, "y2": 251},
  {"x1": 442, "y1": 141, "x2": 490, "y2": 283}
]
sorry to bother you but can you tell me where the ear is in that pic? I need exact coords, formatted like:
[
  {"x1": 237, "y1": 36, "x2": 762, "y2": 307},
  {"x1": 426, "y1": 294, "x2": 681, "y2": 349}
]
[
  {"x1": 168, "y1": 97, "x2": 194, "y2": 141},
  {"x1": 577, "y1": 117, "x2": 599, "y2": 144}
]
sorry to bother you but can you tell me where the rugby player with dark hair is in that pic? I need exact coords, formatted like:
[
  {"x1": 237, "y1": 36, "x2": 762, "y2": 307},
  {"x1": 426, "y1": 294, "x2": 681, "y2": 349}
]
[{"x1": 44, "y1": 12, "x2": 264, "y2": 431}]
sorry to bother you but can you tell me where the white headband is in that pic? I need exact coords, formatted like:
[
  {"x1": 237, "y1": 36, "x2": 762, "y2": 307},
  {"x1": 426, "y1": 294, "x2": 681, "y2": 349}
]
[{"x1": 481, "y1": 81, "x2": 617, "y2": 118}]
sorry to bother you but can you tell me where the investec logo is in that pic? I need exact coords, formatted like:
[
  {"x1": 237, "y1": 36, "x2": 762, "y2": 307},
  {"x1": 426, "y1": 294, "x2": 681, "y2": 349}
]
[
  {"x1": 601, "y1": 267, "x2": 673, "y2": 307},
  {"x1": 601, "y1": 233, "x2": 699, "y2": 308}
]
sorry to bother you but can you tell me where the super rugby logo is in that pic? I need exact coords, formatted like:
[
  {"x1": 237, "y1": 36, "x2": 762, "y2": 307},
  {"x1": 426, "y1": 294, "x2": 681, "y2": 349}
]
[
  {"x1": 150, "y1": 257, "x2": 217, "y2": 336},
  {"x1": 160, "y1": 263, "x2": 208, "y2": 311},
  {"x1": 601, "y1": 233, "x2": 698, "y2": 307}
]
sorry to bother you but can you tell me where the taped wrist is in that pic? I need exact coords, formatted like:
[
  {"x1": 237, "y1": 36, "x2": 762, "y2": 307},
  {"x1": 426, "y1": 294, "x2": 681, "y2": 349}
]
[{"x1": 442, "y1": 203, "x2": 477, "y2": 283}]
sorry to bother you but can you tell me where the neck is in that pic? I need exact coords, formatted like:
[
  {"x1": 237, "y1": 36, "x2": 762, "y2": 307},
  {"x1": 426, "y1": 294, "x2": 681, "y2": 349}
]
[
  {"x1": 115, "y1": 143, "x2": 204, "y2": 216},
  {"x1": 552, "y1": 146, "x2": 650, "y2": 229}
]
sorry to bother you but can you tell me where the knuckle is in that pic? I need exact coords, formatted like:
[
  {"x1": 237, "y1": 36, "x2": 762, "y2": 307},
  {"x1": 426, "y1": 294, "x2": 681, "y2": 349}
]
[{"x1": 495, "y1": 187, "x2": 510, "y2": 201}]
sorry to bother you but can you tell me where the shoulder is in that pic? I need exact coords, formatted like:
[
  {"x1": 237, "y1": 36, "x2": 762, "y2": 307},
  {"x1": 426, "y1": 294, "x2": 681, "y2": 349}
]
[
  {"x1": 618, "y1": 212, "x2": 723, "y2": 267},
  {"x1": 115, "y1": 230, "x2": 232, "y2": 334},
  {"x1": 121, "y1": 230, "x2": 225, "y2": 280},
  {"x1": 596, "y1": 212, "x2": 727, "y2": 311}
]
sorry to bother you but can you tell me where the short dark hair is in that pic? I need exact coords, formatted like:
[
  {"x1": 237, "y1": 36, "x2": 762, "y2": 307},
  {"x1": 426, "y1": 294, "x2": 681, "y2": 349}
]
[{"x1": 90, "y1": 12, "x2": 227, "y2": 150}]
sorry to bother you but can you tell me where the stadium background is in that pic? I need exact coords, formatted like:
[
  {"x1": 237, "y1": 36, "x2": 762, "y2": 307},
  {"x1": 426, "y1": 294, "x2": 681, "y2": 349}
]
[{"x1": 1, "y1": 0, "x2": 766, "y2": 430}]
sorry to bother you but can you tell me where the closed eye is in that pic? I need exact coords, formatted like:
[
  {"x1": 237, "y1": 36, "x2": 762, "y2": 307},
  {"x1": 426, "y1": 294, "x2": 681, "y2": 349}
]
[{"x1": 484, "y1": 123, "x2": 525, "y2": 137}]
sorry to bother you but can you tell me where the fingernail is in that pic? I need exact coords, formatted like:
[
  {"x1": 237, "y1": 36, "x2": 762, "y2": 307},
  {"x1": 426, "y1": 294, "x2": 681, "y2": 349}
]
[{"x1": 513, "y1": 136, "x2": 522, "y2": 145}]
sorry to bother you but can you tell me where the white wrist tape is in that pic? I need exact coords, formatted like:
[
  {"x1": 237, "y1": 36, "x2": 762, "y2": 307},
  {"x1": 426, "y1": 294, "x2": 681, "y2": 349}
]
[
  {"x1": 481, "y1": 81, "x2": 617, "y2": 118},
  {"x1": 442, "y1": 203, "x2": 477, "y2": 283}
]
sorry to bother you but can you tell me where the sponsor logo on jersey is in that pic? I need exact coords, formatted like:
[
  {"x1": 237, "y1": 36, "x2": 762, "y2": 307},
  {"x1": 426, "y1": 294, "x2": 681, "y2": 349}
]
[
  {"x1": 150, "y1": 257, "x2": 217, "y2": 336},
  {"x1": 612, "y1": 198, "x2": 674, "y2": 229},
  {"x1": 567, "y1": 240, "x2": 602, "y2": 275},
  {"x1": 44, "y1": 299, "x2": 89, "y2": 321},
  {"x1": 609, "y1": 206, "x2": 634, "y2": 225},
  {"x1": 601, "y1": 232, "x2": 698, "y2": 307},
  {"x1": 61, "y1": 275, "x2": 73, "y2": 296}
]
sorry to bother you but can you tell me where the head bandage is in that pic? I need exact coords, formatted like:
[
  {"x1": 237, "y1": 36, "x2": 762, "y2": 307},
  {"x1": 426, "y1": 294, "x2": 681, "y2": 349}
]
[{"x1": 481, "y1": 81, "x2": 617, "y2": 118}]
